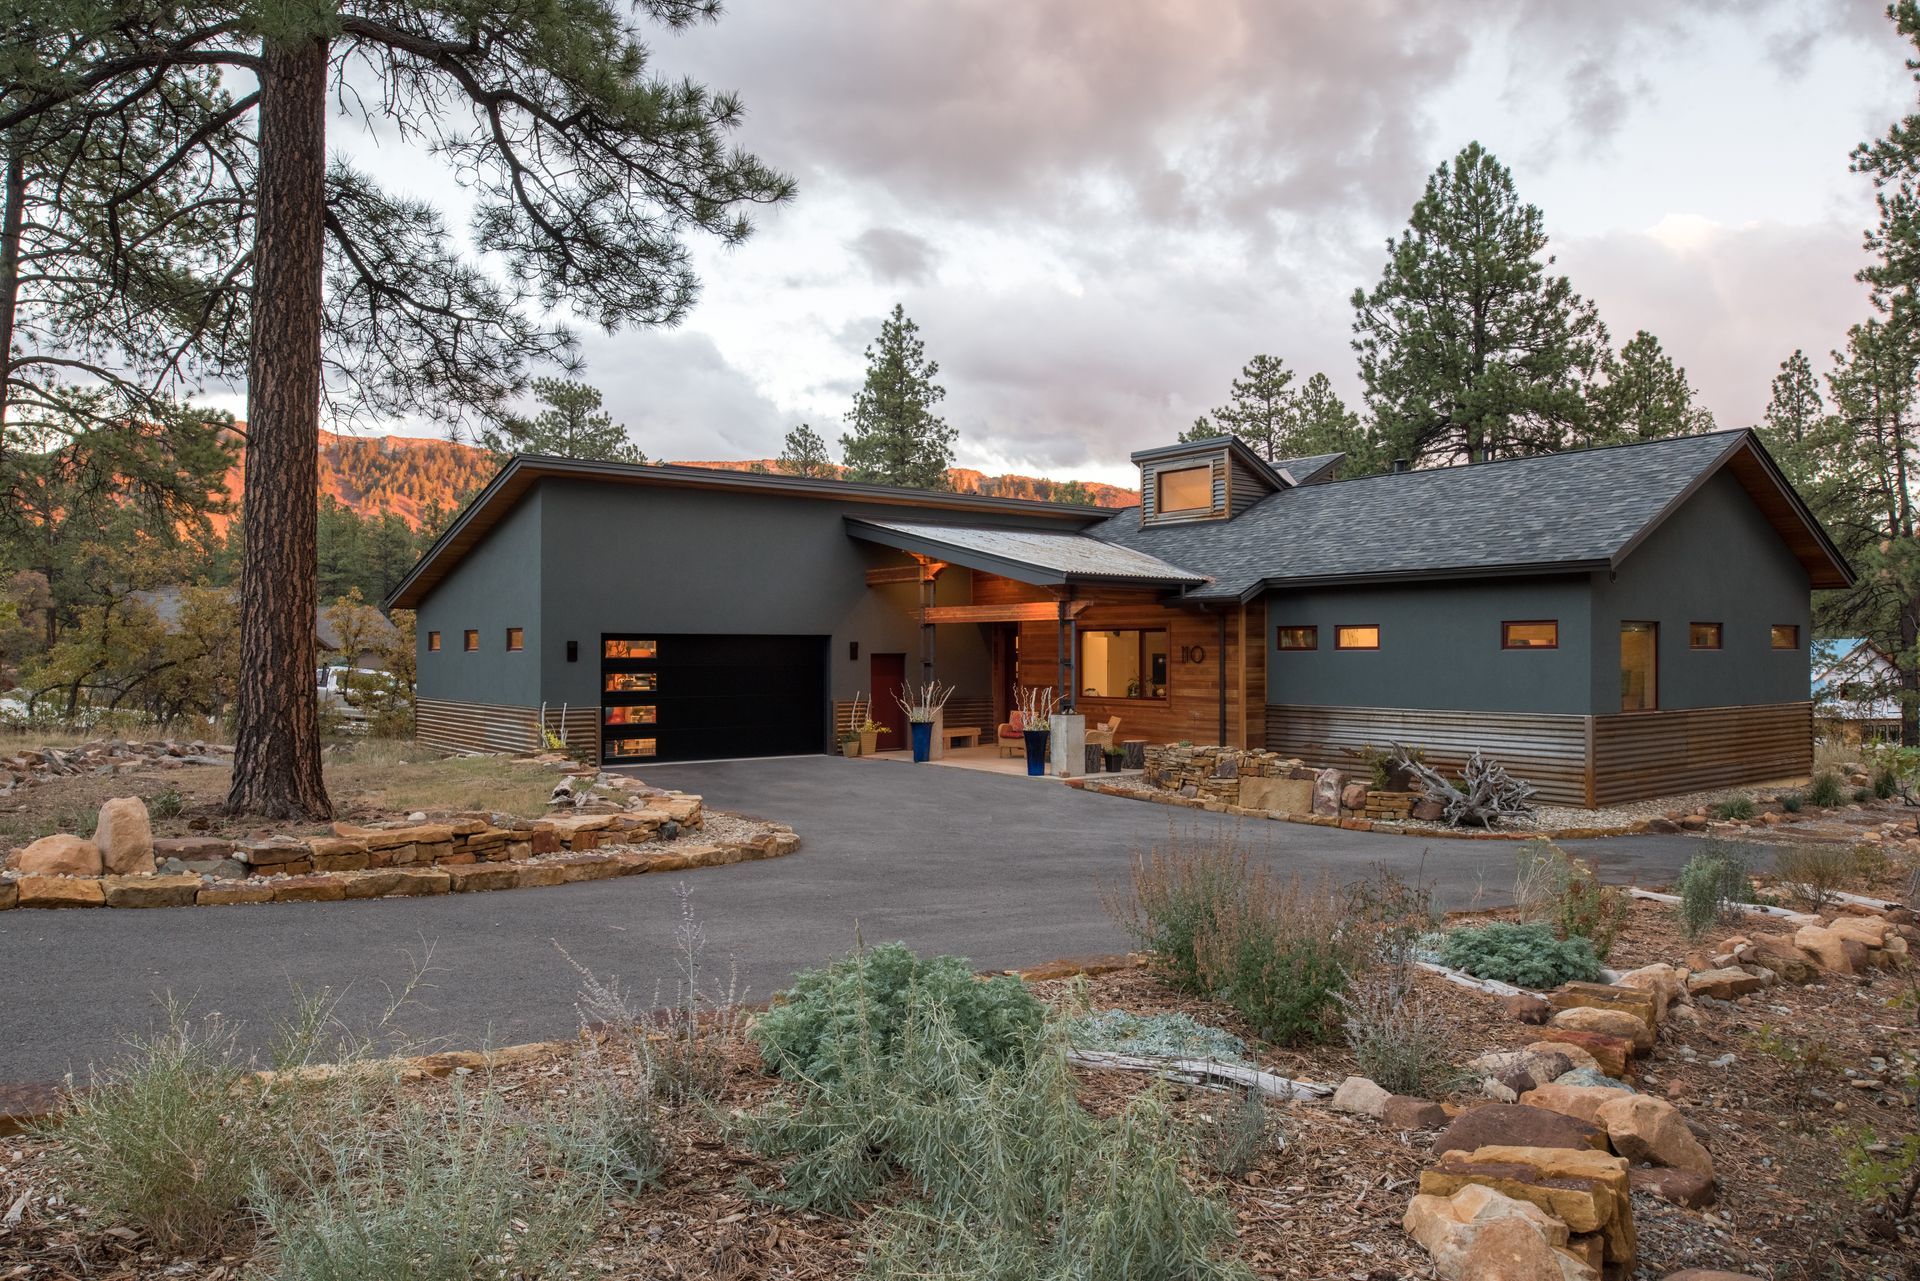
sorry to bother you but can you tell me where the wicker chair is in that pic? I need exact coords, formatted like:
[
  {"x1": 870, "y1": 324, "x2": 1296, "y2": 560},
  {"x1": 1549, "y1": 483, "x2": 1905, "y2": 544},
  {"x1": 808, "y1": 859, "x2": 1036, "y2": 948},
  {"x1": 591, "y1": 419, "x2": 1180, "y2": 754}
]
[
  {"x1": 1084, "y1": 716, "x2": 1122, "y2": 750},
  {"x1": 996, "y1": 710, "x2": 1025, "y2": 757}
]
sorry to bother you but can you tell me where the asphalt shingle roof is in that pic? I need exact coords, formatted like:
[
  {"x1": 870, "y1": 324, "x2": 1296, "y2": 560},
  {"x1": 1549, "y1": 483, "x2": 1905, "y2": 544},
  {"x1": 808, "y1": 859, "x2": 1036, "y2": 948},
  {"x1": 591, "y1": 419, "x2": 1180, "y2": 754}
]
[
  {"x1": 1091, "y1": 430, "x2": 1756, "y2": 600},
  {"x1": 847, "y1": 519, "x2": 1205, "y2": 586},
  {"x1": 1269, "y1": 452, "x2": 1345, "y2": 484}
]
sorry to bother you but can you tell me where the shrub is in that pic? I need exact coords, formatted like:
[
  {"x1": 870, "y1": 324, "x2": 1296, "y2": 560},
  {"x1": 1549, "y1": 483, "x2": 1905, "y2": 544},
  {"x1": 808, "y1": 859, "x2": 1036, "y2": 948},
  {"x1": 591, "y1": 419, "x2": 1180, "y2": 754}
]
[
  {"x1": 1779, "y1": 791, "x2": 1804, "y2": 813},
  {"x1": 259, "y1": 1089, "x2": 599, "y2": 1281},
  {"x1": 1440, "y1": 922, "x2": 1602, "y2": 989},
  {"x1": 1106, "y1": 831, "x2": 1248, "y2": 993},
  {"x1": 1808, "y1": 771, "x2": 1846, "y2": 807},
  {"x1": 1055, "y1": 1008, "x2": 1248, "y2": 1065},
  {"x1": 1509, "y1": 840, "x2": 1630, "y2": 960},
  {"x1": 1339, "y1": 971, "x2": 1461, "y2": 1097},
  {"x1": 49, "y1": 1010, "x2": 261, "y2": 1254},
  {"x1": 1189, "y1": 1086, "x2": 1274, "y2": 1179},
  {"x1": 1874, "y1": 766, "x2": 1899, "y2": 800},
  {"x1": 1710, "y1": 795, "x2": 1758, "y2": 821},
  {"x1": 1775, "y1": 843, "x2": 1854, "y2": 912},
  {"x1": 1675, "y1": 841, "x2": 1754, "y2": 939},
  {"x1": 1192, "y1": 871, "x2": 1364, "y2": 1046},
  {"x1": 149, "y1": 788, "x2": 185, "y2": 820},
  {"x1": 750, "y1": 941, "x2": 1043, "y2": 1084}
]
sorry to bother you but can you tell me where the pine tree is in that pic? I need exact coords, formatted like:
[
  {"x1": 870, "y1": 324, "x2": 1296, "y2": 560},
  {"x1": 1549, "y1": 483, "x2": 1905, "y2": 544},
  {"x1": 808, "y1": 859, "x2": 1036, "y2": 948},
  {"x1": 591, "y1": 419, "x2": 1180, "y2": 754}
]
[
  {"x1": 1352, "y1": 142, "x2": 1606, "y2": 466},
  {"x1": 1195, "y1": 355, "x2": 1295, "y2": 459},
  {"x1": 777, "y1": 423, "x2": 837, "y2": 477},
  {"x1": 480, "y1": 378, "x2": 646, "y2": 463},
  {"x1": 1586, "y1": 330, "x2": 1715, "y2": 445},
  {"x1": 3, "y1": 0, "x2": 793, "y2": 816},
  {"x1": 840, "y1": 304, "x2": 954, "y2": 489},
  {"x1": 1764, "y1": 350, "x2": 1826, "y2": 445}
]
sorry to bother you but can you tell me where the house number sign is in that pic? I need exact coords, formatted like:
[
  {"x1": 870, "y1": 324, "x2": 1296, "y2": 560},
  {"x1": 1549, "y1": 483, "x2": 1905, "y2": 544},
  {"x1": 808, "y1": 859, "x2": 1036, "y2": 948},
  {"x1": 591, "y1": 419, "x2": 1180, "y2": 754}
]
[{"x1": 1179, "y1": 644, "x2": 1207, "y2": 664}]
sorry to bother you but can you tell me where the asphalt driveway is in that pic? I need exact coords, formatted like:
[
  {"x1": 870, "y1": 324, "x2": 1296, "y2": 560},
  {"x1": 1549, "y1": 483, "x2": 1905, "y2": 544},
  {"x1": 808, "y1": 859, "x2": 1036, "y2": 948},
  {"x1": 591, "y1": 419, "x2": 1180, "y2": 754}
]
[{"x1": 0, "y1": 755, "x2": 1703, "y2": 1082}]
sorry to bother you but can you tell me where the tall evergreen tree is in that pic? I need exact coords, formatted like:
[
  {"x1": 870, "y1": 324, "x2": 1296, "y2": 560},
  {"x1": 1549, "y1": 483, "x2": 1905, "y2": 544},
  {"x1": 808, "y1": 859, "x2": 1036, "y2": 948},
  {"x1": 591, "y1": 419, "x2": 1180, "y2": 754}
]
[
  {"x1": 1352, "y1": 142, "x2": 1606, "y2": 466},
  {"x1": 1764, "y1": 349, "x2": 1826, "y2": 445},
  {"x1": 1183, "y1": 354, "x2": 1295, "y2": 458},
  {"x1": 3, "y1": 0, "x2": 793, "y2": 816},
  {"x1": 480, "y1": 378, "x2": 645, "y2": 463},
  {"x1": 840, "y1": 304, "x2": 954, "y2": 489},
  {"x1": 1585, "y1": 330, "x2": 1715, "y2": 445},
  {"x1": 776, "y1": 423, "x2": 836, "y2": 477}
]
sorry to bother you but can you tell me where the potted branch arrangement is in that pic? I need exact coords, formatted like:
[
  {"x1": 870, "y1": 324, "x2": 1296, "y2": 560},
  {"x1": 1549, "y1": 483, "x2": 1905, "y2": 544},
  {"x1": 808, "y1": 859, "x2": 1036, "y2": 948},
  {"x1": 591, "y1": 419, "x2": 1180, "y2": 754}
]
[
  {"x1": 841, "y1": 693, "x2": 870, "y2": 757},
  {"x1": 1017, "y1": 685, "x2": 1060, "y2": 777},
  {"x1": 895, "y1": 680, "x2": 954, "y2": 763},
  {"x1": 856, "y1": 694, "x2": 887, "y2": 757}
]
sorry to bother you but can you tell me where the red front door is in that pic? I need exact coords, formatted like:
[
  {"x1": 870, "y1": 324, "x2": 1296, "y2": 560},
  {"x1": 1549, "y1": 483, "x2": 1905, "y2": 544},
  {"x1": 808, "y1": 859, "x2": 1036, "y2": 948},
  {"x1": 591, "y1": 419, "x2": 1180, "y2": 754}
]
[{"x1": 870, "y1": 652, "x2": 908, "y2": 749}]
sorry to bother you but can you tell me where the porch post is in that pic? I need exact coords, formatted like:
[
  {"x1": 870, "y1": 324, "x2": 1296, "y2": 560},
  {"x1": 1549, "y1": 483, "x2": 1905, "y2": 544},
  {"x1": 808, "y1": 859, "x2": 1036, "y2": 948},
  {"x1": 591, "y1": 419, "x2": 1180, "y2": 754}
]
[{"x1": 919, "y1": 562, "x2": 936, "y2": 685}]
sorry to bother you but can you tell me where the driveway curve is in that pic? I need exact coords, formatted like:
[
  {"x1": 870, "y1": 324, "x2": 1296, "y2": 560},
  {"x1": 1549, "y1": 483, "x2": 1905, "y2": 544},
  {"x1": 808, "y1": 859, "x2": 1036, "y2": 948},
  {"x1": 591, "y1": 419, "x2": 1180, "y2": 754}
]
[{"x1": 0, "y1": 756, "x2": 1702, "y2": 1082}]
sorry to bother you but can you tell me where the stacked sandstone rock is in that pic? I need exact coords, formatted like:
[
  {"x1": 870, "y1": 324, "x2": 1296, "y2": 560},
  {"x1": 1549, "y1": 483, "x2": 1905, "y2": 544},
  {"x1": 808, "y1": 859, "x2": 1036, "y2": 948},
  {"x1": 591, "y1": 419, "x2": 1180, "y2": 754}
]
[
  {"x1": 1140, "y1": 744, "x2": 1310, "y2": 793},
  {"x1": 0, "y1": 740, "x2": 230, "y2": 799}
]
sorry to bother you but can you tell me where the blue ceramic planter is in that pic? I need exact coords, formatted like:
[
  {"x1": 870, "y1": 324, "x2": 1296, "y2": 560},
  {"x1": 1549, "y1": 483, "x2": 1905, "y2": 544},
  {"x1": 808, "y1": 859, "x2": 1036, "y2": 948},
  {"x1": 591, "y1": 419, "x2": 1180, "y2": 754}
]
[
  {"x1": 910, "y1": 720, "x2": 934, "y2": 762},
  {"x1": 1023, "y1": 728, "x2": 1049, "y2": 776}
]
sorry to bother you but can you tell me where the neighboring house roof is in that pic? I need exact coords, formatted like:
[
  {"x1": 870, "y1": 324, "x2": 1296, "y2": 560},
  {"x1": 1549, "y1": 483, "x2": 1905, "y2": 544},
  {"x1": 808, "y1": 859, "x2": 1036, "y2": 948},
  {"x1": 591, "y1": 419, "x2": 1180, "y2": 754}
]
[
  {"x1": 1090, "y1": 429, "x2": 1853, "y2": 601},
  {"x1": 386, "y1": 455, "x2": 1104, "y2": 609},
  {"x1": 845, "y1": 519, "x2": 1206, "y2": 588},
  {"x1": 1812, "y1": 636, "x2": 1902, "y2": 722},
  {"x1": 1269, "y1": 452, "x2": 1345, "y2": 485}
]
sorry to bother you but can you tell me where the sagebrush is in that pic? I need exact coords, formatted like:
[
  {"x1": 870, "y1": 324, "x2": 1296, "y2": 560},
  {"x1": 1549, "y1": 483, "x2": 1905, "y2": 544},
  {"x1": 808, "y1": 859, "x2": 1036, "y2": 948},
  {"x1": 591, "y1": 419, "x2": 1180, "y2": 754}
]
[
  {"x1": 1440, "y1": 922, "x2": 1601, "y2": 989},
  {"x1": 1774, "y1": 842, "x2": 1855, "y2": 911},
  {"x1": 1676, "y1": 842, "x2": 1753, "y2": 939}
]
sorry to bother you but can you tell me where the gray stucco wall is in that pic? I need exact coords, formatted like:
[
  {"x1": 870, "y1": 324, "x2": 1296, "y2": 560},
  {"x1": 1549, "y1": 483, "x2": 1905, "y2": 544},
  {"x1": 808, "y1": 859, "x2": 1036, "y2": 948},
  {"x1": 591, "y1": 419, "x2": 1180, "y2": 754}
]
[
  {"x1": 1589, "y1": 468, "x2": 1812, "y2": 712},
  {"x1": 413, "y1": 488, "x2": 544, "y2": 707},
  {"x1": 1264, "y1": 575, "x2": 1595, "y2": 714}
]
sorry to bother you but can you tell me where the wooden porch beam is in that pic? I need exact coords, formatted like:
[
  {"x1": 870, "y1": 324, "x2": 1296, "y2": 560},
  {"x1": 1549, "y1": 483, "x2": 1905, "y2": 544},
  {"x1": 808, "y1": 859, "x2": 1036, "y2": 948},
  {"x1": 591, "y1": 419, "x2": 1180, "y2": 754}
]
[
  {"x1": 921, "y1": 600, "x2": 1089, "y2": 625},
  {"x1": 865, "y1": 559, "x2": 948, "y2": 586}
]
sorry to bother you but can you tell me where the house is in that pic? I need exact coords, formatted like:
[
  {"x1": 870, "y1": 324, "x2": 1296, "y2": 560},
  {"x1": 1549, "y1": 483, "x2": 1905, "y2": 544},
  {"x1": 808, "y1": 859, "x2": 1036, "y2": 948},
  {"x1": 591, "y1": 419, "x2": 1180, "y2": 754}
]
[
  {"x1": 386, "y1": 427, "x2": 1851, "y2": 805},
  {"x1": 1812, "y1": 636, "x2": 1903, "y2": 737},
  {"x1": 130, "y1": 586, "x2": 398, "y2": 671}
]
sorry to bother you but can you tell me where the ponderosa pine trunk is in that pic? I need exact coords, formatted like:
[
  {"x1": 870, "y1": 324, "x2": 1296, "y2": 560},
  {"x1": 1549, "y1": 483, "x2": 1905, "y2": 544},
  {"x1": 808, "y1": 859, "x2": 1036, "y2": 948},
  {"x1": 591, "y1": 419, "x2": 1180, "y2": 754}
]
[
  {"x1": 0, "y1": 145, "x2": 24, "y2": 440},
  {"x1": 226, "y1": 33, "x2": 331, "y2": 819}
]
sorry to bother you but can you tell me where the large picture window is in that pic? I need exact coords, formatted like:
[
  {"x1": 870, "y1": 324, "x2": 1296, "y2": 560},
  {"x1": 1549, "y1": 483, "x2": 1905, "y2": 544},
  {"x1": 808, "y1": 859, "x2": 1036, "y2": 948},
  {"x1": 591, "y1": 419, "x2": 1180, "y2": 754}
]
[
  {"x1": 1157, "y1": 465, "x2": 1212, "y2": 514},
  {"x1": 1080, "y1": 628, "x2": 1169, "y2": 699}
]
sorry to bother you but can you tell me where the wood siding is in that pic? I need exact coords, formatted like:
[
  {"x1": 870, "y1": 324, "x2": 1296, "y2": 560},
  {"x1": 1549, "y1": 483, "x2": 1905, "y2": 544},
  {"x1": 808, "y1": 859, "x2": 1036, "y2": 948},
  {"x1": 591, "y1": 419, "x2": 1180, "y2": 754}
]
[
  {"x1": 416, "y1": 697, "x2": 600, "y2": 764},
  {"x1": 1264, "y1": 703, "x2": 1591, "y2": 806},
  {"x1": 1021, "y1": 596, "x2": 1240, "y2": 745},
  {"x1": 1227, "y1": 454, "x2": 1276, "y2": 516},
  {"x1": 1591, "y1": 701, "x2": 1812, "y2": 806}
]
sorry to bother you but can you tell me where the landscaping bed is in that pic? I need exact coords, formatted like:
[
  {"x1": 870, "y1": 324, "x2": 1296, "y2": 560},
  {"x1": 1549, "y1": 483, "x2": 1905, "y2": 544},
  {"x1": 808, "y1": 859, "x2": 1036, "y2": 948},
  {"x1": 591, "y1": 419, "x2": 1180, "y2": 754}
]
[{"x1": 2, "y1": 836, "x2": 1914, "y2": 1280}]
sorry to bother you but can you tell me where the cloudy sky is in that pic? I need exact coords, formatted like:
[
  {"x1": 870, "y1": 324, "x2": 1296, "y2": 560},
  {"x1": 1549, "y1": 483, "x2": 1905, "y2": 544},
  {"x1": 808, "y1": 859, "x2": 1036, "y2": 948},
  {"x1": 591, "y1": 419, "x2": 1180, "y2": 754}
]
[{"x1": 329, "y1": 0, "x2": 1914, "y2": 487}]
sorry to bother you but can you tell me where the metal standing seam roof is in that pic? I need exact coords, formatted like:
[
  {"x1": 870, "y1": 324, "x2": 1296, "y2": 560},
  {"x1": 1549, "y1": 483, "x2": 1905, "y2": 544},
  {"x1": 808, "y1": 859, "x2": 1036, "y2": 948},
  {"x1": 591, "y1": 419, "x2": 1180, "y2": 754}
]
[
  {"x1": 1089, "y1": 429, "x2": 1851, "y2": 601},
  {"x1": 845, "y1": 518, "x2": 1208, "y2": 587}
]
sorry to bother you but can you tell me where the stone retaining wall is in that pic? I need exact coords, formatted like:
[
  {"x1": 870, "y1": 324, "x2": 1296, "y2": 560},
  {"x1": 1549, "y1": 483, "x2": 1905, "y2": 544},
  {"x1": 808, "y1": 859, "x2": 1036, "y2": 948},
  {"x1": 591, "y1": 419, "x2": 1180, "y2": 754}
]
[{"x1": 1141, "y1": 743, "x2": 1429, "y2": 823}]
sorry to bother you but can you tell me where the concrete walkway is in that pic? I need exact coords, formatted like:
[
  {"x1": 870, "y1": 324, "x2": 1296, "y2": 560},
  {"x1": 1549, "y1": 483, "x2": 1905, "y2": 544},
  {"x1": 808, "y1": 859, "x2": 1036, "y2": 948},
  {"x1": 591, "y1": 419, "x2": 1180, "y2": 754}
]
[{"x1": 0, "y1": 755, "x2": 1703, "y2": 1082}]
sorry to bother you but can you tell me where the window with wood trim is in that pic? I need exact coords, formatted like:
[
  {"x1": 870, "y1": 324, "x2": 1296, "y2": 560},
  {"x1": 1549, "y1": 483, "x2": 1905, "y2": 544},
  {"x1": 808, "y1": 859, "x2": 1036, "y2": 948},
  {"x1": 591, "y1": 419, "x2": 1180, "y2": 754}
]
[
  {"x1": 505, "y1": 627, "x2": 524, "y2": 652},
  {"x1": 427, "y1": 631, "x2": 441, "y2": 652},
  {"x1": 1620, "y1": 621, "x2": 1657, "y2": 711},
  {"x1": 1157, "y1": 464, "x2": 1212, "y2": 514},
  {"x1": 1771, "y1": 624, "x2": 1800, "y2": 650},
  {"x1": 1335, "y1": 625, "x2": 1380, "y2": 650},
  {"x1": 1689, "y1": 622, "x2": 1722, "y2": 650},
  {"x1": 1501, "y1": 621, "x2": 1558, "y2": 649},
  {"x1": 462, "y1": 629, "x2": 479, "y2": 652},
  {"x1": 1276, "y1": 626, "x2": 1317, "y2": 651},
  {"x1": 1079, "y1": 628, "x2": 1169, "y2": 699}
]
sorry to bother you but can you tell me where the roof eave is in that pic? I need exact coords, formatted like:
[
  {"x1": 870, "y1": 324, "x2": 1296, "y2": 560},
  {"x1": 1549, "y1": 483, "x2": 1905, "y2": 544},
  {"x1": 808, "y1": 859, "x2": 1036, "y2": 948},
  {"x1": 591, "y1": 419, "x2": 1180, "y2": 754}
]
[
  {"x1": 1242, "y1": 559, "x2": 1614, "y2": 598},
  {"x1": 844, "y1": 518, "x2": 1204, "y2": 589}
]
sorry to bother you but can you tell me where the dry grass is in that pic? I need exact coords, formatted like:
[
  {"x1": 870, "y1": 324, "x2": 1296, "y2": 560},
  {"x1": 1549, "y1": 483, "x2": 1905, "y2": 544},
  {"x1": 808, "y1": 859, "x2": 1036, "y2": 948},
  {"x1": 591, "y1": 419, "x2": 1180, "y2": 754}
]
[{"x1": 320, "y1": 740, "x2": 561, "y2": 819}]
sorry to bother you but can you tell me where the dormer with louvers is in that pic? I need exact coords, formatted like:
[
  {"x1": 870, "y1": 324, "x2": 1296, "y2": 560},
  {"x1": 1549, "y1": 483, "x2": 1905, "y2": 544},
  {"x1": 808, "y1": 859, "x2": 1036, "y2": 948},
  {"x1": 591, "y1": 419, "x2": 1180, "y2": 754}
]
[{"x1": 1131, "y1": 435, "x2": 1290, "y2": 527}]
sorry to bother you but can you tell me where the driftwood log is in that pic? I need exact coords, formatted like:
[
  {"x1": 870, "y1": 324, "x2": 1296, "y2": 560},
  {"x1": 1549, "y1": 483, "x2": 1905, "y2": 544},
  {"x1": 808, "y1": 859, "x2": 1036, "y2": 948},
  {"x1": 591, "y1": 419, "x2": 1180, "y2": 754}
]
[
  {"x1": 1404, "y1": 748, "x2": 1538, "y2": 829},
  {"x1": 1627, "y1": 887, "x2": 1820, "y2": 927},
  {"x1": 1065, "y1": 1049, "x2": 1332, "y2": 1101}
]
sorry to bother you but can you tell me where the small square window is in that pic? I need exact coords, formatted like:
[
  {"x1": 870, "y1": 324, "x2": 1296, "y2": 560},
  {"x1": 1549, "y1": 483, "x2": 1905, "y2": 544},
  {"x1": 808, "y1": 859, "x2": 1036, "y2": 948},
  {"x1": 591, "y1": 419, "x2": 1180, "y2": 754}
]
[
  {"x1": 427, "y1": 631, "x2": 441, "y2": 652},
  {"x1": 1689, "y1": 622, "x2": 1722, "y2": 650},
  {"x1": 463, "y1": 629, "x2": 479, "y2": 652},
  {"x1": 1276, "y1": 626, "x2": 1318, "y2": 651},
  {"x1": 1771, "y1": 624, "x2": 1800, "y2": 650},
  {"x1": 1335, "y1": 625, "x2": 1380, "y2": 650},
  {"x1": 505, "y1": 627, "x2": 524, "y2": 652},
  {"x1": 1502, "y1": 621, "x2": 1558, "y2": 649}
]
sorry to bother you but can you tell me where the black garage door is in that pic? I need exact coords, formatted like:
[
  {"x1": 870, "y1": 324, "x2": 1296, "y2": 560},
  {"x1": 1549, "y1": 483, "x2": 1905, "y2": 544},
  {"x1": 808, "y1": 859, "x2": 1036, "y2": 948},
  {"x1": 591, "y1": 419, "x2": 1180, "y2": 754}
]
[{"x1": 601, "y1": 633, "x2": 827, "y2": 764}]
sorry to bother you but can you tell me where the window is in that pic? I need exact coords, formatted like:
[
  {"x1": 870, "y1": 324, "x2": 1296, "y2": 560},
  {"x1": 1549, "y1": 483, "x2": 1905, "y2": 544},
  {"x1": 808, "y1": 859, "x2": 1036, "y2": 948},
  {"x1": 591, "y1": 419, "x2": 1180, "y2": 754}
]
[
  {"x1": 1771, "y1": 624, "x2": 1800, "y2": 650},
  {"x1": 462, "y1": 629, "x2": 479, "y2": 652},
  {"x1": 1079, "y1": 628, "x2": 1169, "y2": 699},
  {"x1": 1501, "y1": 621, "x2": 1558, "y2": 649},
  {"x1": 604, "y1": 672, "x2": 658, "y2": 693},
  {"x1": 605, "y1": 705, "x2": 657, "y2": 725},
  {"x1": 505, "y1": 627, "x2": 524, "y2": 652},
  {"x1": 1157, "y1": 464, "x2": 1212, "y2": 514},
  {"x1": 608, "y1": 737, "x2": 656, "y2": 758},
  {"x1": 1689, "y1": 622, "x2": 1722, "y2": 650},
  {"x1": 1335, "y1": 625, "x2": 1380, "y2": 650},
  {"x1": 1276, "y1": 626, "x2": 1318, "y2": 651},
  {"x1": 604, "y1": 638, "x2": 657, "y2": 659},
  {"x1": 1620, "y1": 621, "x2": 1657, "y2": 711},
  {"x1": 426, "y1": 631, "x2": 441, "y2": 652}
]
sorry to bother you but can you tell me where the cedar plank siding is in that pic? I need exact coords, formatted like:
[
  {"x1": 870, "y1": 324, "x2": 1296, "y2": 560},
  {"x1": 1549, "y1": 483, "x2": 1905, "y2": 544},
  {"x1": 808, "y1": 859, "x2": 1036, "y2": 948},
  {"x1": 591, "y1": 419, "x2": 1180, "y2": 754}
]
[{"x1": 1018, "y1": 594, "x2": 1241, "y2": 746}]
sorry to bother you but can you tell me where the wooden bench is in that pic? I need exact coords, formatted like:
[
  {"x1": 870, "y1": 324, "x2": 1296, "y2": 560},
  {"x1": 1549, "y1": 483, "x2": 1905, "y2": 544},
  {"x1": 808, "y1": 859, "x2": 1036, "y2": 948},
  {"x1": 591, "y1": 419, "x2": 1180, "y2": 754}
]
[{"x1": 944, "y1": 726, "x2": 981, "y2": 750}]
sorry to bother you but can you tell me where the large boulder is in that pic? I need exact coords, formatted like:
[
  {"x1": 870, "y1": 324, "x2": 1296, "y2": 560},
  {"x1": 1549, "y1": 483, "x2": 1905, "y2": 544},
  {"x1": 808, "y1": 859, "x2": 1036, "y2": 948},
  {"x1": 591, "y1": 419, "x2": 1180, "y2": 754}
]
[
  {"x1": 1794, "y1": 924, "x2": 1859, "y2": 974},
  {"x1": 1527, "y1": 1039, "x2": 1599, "y2": 1075},
  {"x1": 1549, "y1": 982, "x2": 1658, "y2": 1038},
  {"x1": 11, "y1": 833, "x2": 103, "y2": 877},
  {"x1": 1740, "y1": 935, "x2": 1819, "y2": 984},
  {"x1": 1532, "y1": 1027, "x2": 1634, "y2": 1078},
  {"x1": 1594, "y1": 1094, "x2": 1713, "y2": 1176},
  {"x1": 93, "y1": 796, "x2": 154, "y2": 875},
  {"x1": 1418, "y1": 1144, "x2": 1634, "y2": 1268},
  {"x1": 1826, "y1": 915, "x2": 1891, "y2": 949},
  {"x1": 1432, "y1": 1104, "x2": 1609, "y2": 1158},
  {"x1": 1520, "y1": 1083, "x2": 1631, "y2": 1125},
  {"x1": 1613, "y1": 964, "x2": 1689, "y2": 1021},
  {"x1": 1686, "y1": 967, "x2": 1766, "y2": 1000},
  {"x1": 1404, "y1": 1183, "x2": 1597, "y2": 1281}
]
